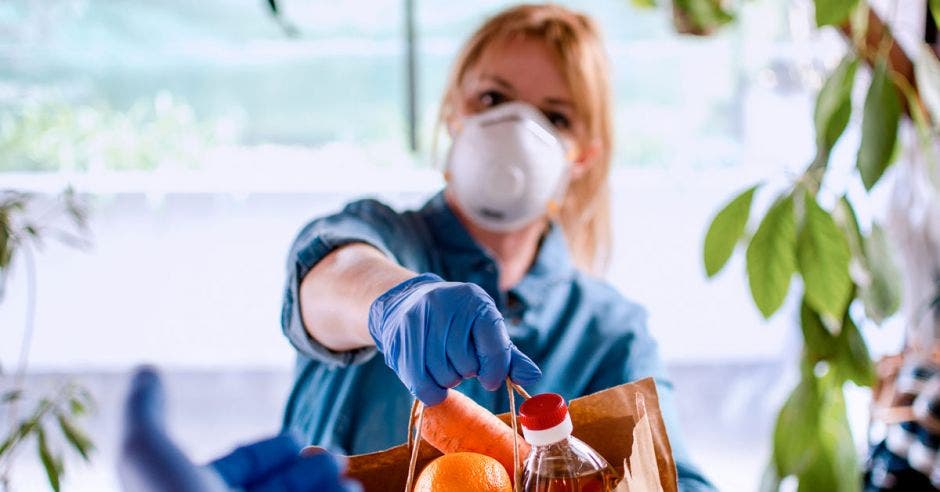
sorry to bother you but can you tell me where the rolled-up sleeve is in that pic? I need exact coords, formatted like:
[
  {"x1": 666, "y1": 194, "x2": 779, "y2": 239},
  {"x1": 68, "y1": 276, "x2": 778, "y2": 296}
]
[{"x1": 280, "y1": 199, "x2": 408, "y2": 368}]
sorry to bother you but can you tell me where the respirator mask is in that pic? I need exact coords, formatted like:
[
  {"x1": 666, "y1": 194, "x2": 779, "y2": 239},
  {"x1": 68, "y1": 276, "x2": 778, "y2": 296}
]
[{"x1": 445, "y1": 101, "x2": 571, "y2": 232}]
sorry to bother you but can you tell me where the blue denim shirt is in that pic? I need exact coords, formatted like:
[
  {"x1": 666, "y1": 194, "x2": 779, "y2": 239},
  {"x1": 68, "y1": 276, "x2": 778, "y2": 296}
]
[{"x1": 280, "y1": 192, "x2": 715, "y2": 491}]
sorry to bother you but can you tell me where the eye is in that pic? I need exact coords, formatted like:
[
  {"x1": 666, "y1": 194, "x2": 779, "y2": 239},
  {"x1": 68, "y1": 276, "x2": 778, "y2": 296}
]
[
  {"x1": 543, "y1": 111, "x2": 571, "y2": 131},
  {"x1": 479, "y1": 90, "x2": 508, "y2": 108}
]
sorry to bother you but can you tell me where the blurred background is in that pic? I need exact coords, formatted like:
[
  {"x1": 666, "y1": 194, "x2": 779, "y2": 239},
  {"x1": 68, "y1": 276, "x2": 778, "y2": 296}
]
[{"x1": 0, "y1": 0, "x2": 927, "y2": 490}]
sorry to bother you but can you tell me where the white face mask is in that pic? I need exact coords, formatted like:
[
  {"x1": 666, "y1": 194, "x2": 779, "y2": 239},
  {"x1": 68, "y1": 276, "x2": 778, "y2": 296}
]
[{"x1": 445, "y1": 101, "x2": 570, "y2": 232}]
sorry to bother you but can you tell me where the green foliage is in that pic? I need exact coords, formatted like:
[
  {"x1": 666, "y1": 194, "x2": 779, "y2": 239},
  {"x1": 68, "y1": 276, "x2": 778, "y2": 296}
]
[
  {"x1": 814, "y1": 56, "x2": 858, "y2": 163},
  {"x1": 1, "y1": 191, "x2": 94, "y2": 490},
  {"x1": 795, "y1": 381, "x2": 858, "y2": 492},
  {"x1": 858, "y1": 223, "x2": 902, "y2": 322},
  {"x1": 55, "y1": 413, "x2": 94, "y2": 462},
  {"x1": 833, "y1": 198, "x2": 902, "y2": 323},
  {"x1": 0, "y1": 190, "x2": 88, "y2": 301},
  {"x1": 746, "y1": 194, "x2": 797, "y2": 318},
  {"x1": 703, "y1": 184, "x2": 758, "y2": 277},
  {"x1": 36, "y1": 426, "x2": 60, "y2": 492},
  {"x1": 0, "y1": 384, "x2": 94, "y2": 491},
  {"x1": 672, "y1": 0, "x2": 734, "y2": 35},
  {"x1": 858, "y1": 61, "x2": 902, "y2": 190},
  {"x1": 0, "y1": 95, "x2": 220, "y2": 173},
  {"x1": 800, "y1": 301, "x2": 836, "y2": 360},
  {"x1": 797, "y1": 192, "x2": 853, "y2": 319},
  {"x1": 631, "y1": 0, "x2": 657, "y2": 7},
  {"x1": 833, "y1": 312, "x2": 876, "y2": 386},
  {"x1": 774, "y1": 364, "x2": 861, "y2": 492},
  {"x1": 773, "y1": 375, "x2": 820, "y2": 477},
  {"x1": 931, "y1": 0, "x2": 940, "y2": 31},
  {"x1": 689, "y1": 0, "x2": 915, "y2": 489},
  {"x1": 814, "y1": 0, "x2": 859, "y2": 27}
]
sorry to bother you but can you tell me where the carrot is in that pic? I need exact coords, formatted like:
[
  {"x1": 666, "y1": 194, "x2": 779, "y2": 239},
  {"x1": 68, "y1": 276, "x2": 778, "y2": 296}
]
[{"x1": 420, "y1": 389, "x2": 530, "y2": 477}]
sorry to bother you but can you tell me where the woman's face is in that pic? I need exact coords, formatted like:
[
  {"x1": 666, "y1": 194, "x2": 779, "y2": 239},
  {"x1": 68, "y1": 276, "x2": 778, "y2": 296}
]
[{"x1": 455, "y1": 36, "x2": 596, "y2": 175}]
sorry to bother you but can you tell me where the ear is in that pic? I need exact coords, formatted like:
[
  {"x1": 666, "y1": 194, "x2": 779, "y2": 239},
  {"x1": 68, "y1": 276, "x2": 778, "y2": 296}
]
[{"x1": 568, "y1": 137, "x2": 602, "y2": 180}]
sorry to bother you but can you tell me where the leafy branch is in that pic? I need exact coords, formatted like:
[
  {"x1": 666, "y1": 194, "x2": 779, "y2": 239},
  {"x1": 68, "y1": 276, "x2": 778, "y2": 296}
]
[
  {"x1": 1, "y1": 189, "x2": 95, "y2": 492},
  {"x1": 695, "y1": 0, "x2": 929, "y2": 489},
  {"x1": 0, "y1": 385, "x2": 95, "y2": 492}
]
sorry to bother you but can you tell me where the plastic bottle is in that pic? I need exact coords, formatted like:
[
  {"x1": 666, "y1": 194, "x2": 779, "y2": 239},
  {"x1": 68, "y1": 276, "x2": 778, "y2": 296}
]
[{"x1": 518, "y1": 393, "x2": 617, "y2": 492}]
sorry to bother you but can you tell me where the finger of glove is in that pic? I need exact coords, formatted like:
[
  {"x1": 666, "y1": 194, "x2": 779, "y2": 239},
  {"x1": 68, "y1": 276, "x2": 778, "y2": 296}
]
[
  {"x1": 472, "y1": 306, "x2": 512, "y2": 391},
  {"x1": 508, "y1": 345, "x2": 542, "y2": 386},
  {"x1": 394, "y1": 306, "x2": 448, "y2": 406},
  {"x1": 421, "y1": 299, "x2": 462, "y2": 389},
  {"x1": 210, "y1": 434, "x2": 303, "y2": 487},
  {"x1": 446, "y1": 291, "x2": 480, "y2": 379},
  {"x1": 413, "y1": 374, "x2": 448, "y2": 406},
  {"x1": 445, "y1": 305, "x2": 480, "y2": 379},
  {"x1": 125, "y1": 365, "x2": 166, "y2": 431},
  {"x1": 247, "y1": 452, "x2": 348, "y2": 492}
]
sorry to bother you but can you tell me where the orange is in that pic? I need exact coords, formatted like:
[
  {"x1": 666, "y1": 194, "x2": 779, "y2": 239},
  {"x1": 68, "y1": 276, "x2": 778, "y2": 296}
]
[{"x1": 414, "y1": 452, "x2": 512, "y2": 492}]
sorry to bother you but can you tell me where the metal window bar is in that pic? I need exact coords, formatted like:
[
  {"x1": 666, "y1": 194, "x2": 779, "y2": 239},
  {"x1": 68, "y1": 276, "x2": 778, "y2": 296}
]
[{"x1": 405, "y1": 0, "x2": 419, "y2": 153}]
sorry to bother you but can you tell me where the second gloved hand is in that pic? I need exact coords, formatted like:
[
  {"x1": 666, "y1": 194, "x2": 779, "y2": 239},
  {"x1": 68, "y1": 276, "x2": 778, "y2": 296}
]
[{"x1": 368, "y1": 273, "x2": 541, "y2": 405}]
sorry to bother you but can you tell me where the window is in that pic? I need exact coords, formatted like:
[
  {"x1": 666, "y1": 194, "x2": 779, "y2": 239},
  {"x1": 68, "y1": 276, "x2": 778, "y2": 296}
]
[{"x1": 1, "y1": 0, "x2": 815, "y2": 181}]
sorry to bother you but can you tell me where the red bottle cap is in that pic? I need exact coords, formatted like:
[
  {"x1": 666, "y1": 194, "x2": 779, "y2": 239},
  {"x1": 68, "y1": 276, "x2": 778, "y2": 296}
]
[{"x1": 519, "y1": 393, "x2": 568, "y2": 431}]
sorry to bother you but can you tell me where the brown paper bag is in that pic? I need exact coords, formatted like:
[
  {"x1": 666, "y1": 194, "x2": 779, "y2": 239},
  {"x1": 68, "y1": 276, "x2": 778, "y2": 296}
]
[{"x1": 345, "y1": 377, "x2": 678, "y2": 492}]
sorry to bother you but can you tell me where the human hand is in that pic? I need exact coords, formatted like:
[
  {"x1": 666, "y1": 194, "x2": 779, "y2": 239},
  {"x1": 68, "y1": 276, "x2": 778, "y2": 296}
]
[
  {"x1": 368, "y1": 273, "x2": 541, "y2": 405},
  {"x1": 120, "y1": 366, "x2": 359, "y2": 492}
]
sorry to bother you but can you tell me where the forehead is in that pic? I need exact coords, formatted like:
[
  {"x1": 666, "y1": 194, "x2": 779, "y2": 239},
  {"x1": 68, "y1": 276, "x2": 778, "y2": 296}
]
[{"x1": 465, "y1": 36, "x2": 571, "y2": 100}]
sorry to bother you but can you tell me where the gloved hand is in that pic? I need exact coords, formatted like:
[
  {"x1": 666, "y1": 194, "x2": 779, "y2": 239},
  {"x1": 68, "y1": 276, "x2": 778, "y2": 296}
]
[
  {"x1": 368, "y1": 273, "x2": 541, "y2": 405},
  {"x1": 210, "y1": 435, "x2": 359, "y2": 492},
  {"x1": 120, "y1": 366, "x2": 360, "y2": 492}
]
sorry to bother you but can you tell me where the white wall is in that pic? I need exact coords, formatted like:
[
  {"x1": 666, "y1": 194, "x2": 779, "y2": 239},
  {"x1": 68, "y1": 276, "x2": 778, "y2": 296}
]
[{"x1": 0, "y1": 167, "x2": 803, "y2": 372}]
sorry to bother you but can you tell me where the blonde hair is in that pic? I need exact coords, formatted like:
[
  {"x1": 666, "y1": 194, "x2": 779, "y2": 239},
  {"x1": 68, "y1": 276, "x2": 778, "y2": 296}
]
[{"x1": 438, "y1": 3, "x2": 613, "y2": 274}]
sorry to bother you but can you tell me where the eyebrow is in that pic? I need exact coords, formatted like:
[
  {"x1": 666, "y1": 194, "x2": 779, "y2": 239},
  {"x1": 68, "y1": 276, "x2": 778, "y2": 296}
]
[{"x1": 481, "y1": 74, "x2": 574, "y2": 110}]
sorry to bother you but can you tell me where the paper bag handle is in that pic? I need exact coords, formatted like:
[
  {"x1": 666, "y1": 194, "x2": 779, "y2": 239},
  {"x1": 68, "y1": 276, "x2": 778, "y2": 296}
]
[{"x1": 404, "y1": 379, "x2": 531, "y2": 492}]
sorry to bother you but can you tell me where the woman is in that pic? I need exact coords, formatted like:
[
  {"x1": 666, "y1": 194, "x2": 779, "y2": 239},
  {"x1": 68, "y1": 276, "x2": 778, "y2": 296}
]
[{"x1": 280, "y1": 4, "x2": 713, "y2": 490}]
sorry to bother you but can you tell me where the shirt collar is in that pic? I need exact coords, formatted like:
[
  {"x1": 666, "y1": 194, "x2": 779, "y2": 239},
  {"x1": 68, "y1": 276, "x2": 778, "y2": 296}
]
[{"x1": 420, "y1": 191, "x2": 575, "y2": 309}]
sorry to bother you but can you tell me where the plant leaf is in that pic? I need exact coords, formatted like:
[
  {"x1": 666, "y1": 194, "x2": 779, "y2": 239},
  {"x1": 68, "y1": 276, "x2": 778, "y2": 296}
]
[
  {"x1": 37, "y1": 425, "x2": 61, "y2": 492},
  {"x1": 747, "y1": 195, "x2": 798, "y2": 318},
  {"x1": 0, "y1": 214, "x2": 12, "y2": 269},
  {"x1": 797, "y1": 192, "x2": 853, "y2": 318},
  {"x1": 814, "y1": 0, "x2": 859, "y2": 27},
  {"x1": 833, "y1": 313, "x2": 876, "y2": 387},
  {"x1": 69, "y1": 396, "x2": 86, "y2": 416},
  {"x1": 56, "y1": 413, "x2": 94, "y2": 462},
  {"x1": 858, "y1": 223, "x2": 902, "y2": 323},
  {"x1": 0, "y1": 420, "x2": 35, "y2": 458},
  {"x1": 704, "y1": 184, "x2": 759, "y2": 277},
  {"x1": 833, "y1": 196, "x2": 863, "y2": 257},
  {"x1": 774, "y1": 376, "x2": 820, "y2": 476},
  {"x1": 796, "y1": 382, "x2": 858, "y2": 492},
  {"x1": 631, "y1": 0, "x2": 657, "y2": 7},
  {"x1": 801, "y1": 301, "x2": 836, "y2": 361},
  {"x1": 814, "y1": 55, "x2": 858, "y2": 159},
  {"x1": 857, "y1": 60, "x2": 902, "y2": 190},
  {"x1": 674, "y1": 0, "x2": 734, "y2": 34},
  {"x1": 1, "y1": 389, "x2": 22, "y2": 403},
  {"x1": 932, "y1": 0, "x2": 940, "y2": 32}
]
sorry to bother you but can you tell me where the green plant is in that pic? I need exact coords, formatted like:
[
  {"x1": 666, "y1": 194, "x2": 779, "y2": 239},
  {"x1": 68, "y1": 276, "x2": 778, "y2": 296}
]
[
  {"x1": 635, "y1": 0, "x2": 938, "y2": 489},
  {"x1": 0, "y1": 94, "x2": 221, "y2": 173},
  {"x1": 701, "y1": 2, "x2": 936, "y2": 491},
  {"x1": 0, "y1": 190, "x2": 95, "y2": 492},
  {"x1": 632, "y1": 0, "x2": 734, "y2": 35}
]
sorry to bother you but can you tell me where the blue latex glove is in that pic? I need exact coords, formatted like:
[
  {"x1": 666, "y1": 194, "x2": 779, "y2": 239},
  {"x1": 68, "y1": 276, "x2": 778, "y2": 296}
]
[
  {"x1": 368, "y1": 273, "x2": 541, "y2": 405},
  {"x1": 119, "y1": 366, "x2": 360, "y2": 492},
  {"x1": 210, "y1": 436, "x2": 359, "y2": 492}
]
